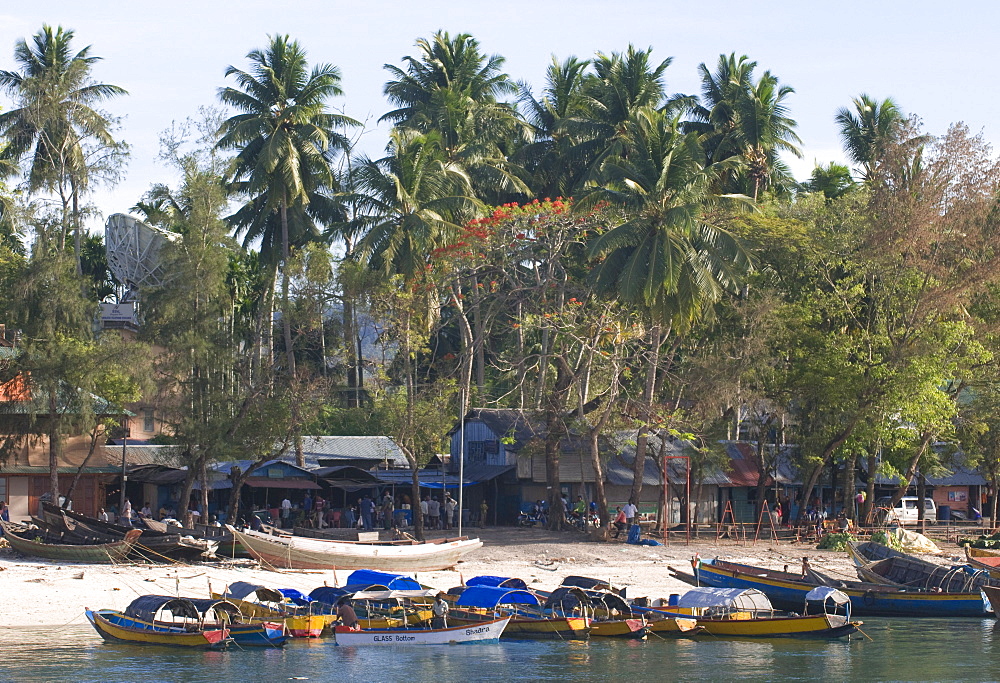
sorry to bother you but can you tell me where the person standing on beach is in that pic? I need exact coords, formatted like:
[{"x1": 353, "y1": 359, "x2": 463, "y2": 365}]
[
  {"x1": 361, "y1": 495, "x2": 375, "y2": 530},
  {"x1": 122, "y1": 499, "x2": 133, "y2": 527},
  {"x1": 479, "y1": 500, "x2": 488, "y2": 527},
  {"x1": 623, "y1": 500, "x2": 637, "y2": 527},
  {"x1": 382, "y1": 493, "x2": 394, "y2": 530},
  {"x1": 428, "y1": 496, "x2": 440, "y2": 529},
  {"x1": 444, "y1": 494, "x2": 456, "y2": 530}
]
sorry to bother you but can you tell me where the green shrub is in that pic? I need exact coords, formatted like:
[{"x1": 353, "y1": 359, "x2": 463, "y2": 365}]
[{"x1": 817, "y1": 532, "x2": 856, "y2": 551}]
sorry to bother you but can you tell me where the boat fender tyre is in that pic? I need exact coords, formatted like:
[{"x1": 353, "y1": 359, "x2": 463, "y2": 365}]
[{"x1": 863, "y1": 590, "x2": 876, "y2": 606}]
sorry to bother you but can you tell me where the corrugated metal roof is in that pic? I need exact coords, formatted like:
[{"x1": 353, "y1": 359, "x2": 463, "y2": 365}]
[{"x1": 294, "y1": 436, "x2": 408, "y2": 467}]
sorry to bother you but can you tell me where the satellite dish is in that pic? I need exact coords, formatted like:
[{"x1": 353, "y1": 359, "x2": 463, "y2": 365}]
[{"x1": 104, "y1": 213, "x2": 177, "y2": 302}]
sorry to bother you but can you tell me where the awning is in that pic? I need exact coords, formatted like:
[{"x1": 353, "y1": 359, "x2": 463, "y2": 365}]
[
  {"x1": 455, "y1": 586, "x2": 539, "y2": 608},
  {"x1": 244, "y1": 478, "x2": 321, "y2": 490},
  {"x1": 374, "y1": 464, "x2": 515, "y2": 489},
  {"x1": 675, "y1": 588, "x2": 773, "y2": 611},
  {"x1": 346, "y1": 570, "x2": 422, "y2": 590}
]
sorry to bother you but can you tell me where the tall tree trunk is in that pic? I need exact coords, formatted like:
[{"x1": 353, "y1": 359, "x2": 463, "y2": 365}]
[
  {"x1": 471, "y1": 274, "x2": 485, "y2": 398},
  {"x1": 71, "y1": 180, "x2": 83, "y2": 277},
  {"x1": 888, "y1": 433, "x2": 933, "y2": 509},
  {"x1": 544, "y1": 356, "x2": 574, "y2": 531},
  {"x1": 864, "y1": 451, "x2": 877, "y2": 523},
  {"x1": 48, "y1": 388, "x2": 61, "y2": 503},
  {"x1": 199, "y1": 458, "x2": 210, "y2": 525},
  {"x1": 178, "y1": 453, "x2": 202, "y2": 529},
  {"x1": 280, "y1": 201, "x2": 296, "y2": 379},
  {"x1": 630, "y1": 325, "x2": 662, "y2": 504},
  {"x1": 795, "y1": 415, "x2": 862, "y2": 523},
  {"x1": 845, "y1": 452, "x2": 857, "y2": 520}
]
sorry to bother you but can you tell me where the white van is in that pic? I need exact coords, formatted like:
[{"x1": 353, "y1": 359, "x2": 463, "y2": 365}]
[{"x1": 874, "y1": 496, "x2": 937, "y2": 525}]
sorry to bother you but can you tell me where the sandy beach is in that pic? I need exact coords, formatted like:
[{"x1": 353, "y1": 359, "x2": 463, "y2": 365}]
[{"x1": 0, "y1": 527, "x2": 940, "y2": 629}]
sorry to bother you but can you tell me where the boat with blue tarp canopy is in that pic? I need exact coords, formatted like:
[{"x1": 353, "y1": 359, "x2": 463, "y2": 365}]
[
  {"x1": 346, "y1": 570, "x2": 422, "y2": 590},
  {"x1": 455, "y1": 586, "x2": 540, "y2": 608},
  {"x1": 465, "y1": 576, "x2": 528, "y2": 589}
]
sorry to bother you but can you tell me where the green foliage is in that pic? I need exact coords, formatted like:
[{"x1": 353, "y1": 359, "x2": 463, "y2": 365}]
[
  {"x1": 870, "y1": 530, "x2": 903, "y2": 550},
  {"x1": 817, "y1": 532, "x2": 856, "y2": 551}
]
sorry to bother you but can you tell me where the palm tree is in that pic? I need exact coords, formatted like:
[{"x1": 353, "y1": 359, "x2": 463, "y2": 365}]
[
  {"x1": 0, "y1": 24, "x2": 126, "y2": 273},
  {"x1": 217, "y1": 34, "x2": 356, "y2": 379},
  {"x1": 835, "y1": 94, "x2": 903, "y2": 181},
  {"x1": 582, "y1": 107, "x2": 752, "y2": 502},
  {"x1": 382, "y1": 31, "x2": 528, "y2": 203},
  {"x1": 692, "y1": 54, "x2": 801, "y2": 198},
  {"x1": 516, "y1": 55, "x2": 591, "y2": 198},
  {"x1": 354, "y1": 129, "x2": 480, "y2": 282},
  {"x1": 799, "y1": 162, "x2": 856, "y2": 200}
]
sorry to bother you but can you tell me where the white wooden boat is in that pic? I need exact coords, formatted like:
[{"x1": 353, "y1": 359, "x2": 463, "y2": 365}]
[
  {"x1": 225, "y1": 525, "x2": 483, "y2": 571},
  {"x1": 334, "y1": 616, "x2": 510, "y2": 646}
]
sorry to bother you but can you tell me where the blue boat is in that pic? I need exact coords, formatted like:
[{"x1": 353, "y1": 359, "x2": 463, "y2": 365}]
[{"x1": 685, "y1": 558, "x2": 992, "y2": 618}]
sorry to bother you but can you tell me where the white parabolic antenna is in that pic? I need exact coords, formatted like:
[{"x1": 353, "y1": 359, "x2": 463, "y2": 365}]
[{"x1": 104, "y1": 213, "x2": 178, "y2": 301}]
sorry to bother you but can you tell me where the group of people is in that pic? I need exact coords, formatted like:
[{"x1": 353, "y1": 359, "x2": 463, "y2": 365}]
[{"x1": 273, "y1": 491, "x2": 465, "y2": 532}]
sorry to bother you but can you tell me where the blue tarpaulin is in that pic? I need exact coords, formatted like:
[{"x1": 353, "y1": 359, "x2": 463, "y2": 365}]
[
  {"x1": 345, "y1": 570, "x2": 422, "y2": 590},
  {"x1": 455, "y1": 586, "x2": 540, "y2": 608},
  {"x1": 466, "y1": 576, "x2": 528, "y2": 589},
  {"x1": 309, "y1": 586, "x2": 351, "y2": 605}
]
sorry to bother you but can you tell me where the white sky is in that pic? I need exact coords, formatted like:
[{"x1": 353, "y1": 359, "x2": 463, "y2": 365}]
[{"x1": 1, "y1": 0, "x2": 996, "y2": 235}]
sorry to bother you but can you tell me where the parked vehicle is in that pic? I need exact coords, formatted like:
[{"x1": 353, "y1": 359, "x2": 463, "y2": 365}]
[{"x1": 874, "y1": 497, "x2": 936, "y2": 525}]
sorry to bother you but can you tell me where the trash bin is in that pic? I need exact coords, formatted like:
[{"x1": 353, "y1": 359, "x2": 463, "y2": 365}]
[{"x1": 938, "y1": 505, "x2": 951, "y2": 521}]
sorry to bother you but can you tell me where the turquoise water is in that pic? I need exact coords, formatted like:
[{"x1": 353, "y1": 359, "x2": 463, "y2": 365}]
[{"x1": 2, "y1": 618, "x2": 1000, "y2": 682}]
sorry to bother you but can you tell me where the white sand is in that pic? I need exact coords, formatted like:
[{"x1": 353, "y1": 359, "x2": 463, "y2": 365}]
[{"x1": 0, "y1": 528, "x2": 957, "y2": 628}]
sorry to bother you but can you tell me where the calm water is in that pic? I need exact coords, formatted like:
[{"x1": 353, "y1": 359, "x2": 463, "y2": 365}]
[{"x1": 2, "y1": 618, "x2": 1000, "y2": 682}]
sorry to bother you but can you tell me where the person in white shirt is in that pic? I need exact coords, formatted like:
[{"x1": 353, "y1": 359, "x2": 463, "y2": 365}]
[
  {"x1": 281, "y1": 497, "x2": 292, "y2": 528},
  {"x1": 623, "y1": 500, "x2": 638, "y2": 526},
  {"x1": 420, "y1": 496, "x2": 430, "y2": 529},
  {"x1": 98, "y1": 508, "x2": 110, "y2": 522}
]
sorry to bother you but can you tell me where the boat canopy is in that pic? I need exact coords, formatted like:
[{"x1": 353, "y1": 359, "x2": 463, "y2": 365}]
[
  {"x1": 278, "y1": 588, "x2": 313, "y2": 606},
  {"x1": 675, "y1": 588, "x2": 773, "y2": 611},
  {"x1": 346, "y1": 570, "x2": 422, "y2": 590},
  {"x1": 224, "y1": 581, "x2": 284, "y2": 603},
  {"x1": 124, "y1": 595, "x2": 240, "y2": 623},
  {"x1": 805, "y1": 586, "x2": 850, "y2": 605},
  {"x1": 543, "y1": 586, "x2": 592, "y2": 609},
  {"x1": 455, "y1": 586, "x2": 540, "y2": 608},
  {"x1": 466, "y1": 576, "x2": 528, "y2": 590},
  {"x1": 309, "y1": 586, "x2": 352, "y2": 605},
  {"x1": 349, "y1": 589, "x2": 439, "y2": 601},
  {"x1": 561, "y1": 576, "x2": 621, "y2": 594}
]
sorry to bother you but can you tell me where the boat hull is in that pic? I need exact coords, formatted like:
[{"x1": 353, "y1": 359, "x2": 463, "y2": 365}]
[
  {"x1": 590, "y1": 618, "x2": 647, "y2": 638},
  {"x1": 1, "y1": 520, "x2": 140, "y2": 563},
  {"x1": 693, "y1": 559, "x2": 992, "y2": 618},
  {"x1": 451, "y1": 612, "x2": 590, "y2": 639},
  {"x1": 227, "y1": 526, "x2": 482, "y2": 571},
  {"x1": 334, "y1": 617, "x2": 510, "y2": 645},
  {"x1": 646, "y1": 616, "x2": 699, "y2": 635},
  {"x1": 86, "y1": 610, "x2": 229, "y2": 648},
  {"x1": 693, "y1": 613, "x2": 859, "y2": 638}
]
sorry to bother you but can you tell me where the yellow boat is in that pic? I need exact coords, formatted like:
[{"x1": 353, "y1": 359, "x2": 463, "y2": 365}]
[
  {"x1": 665, "y1": 587, "x2": 860, "y2": 639},
  {"x1": 452, "y1": 585, "x2": 592, "y2": 639},
  {"x1": 589, "y1": 617, "x2": 648, "y2": 638},
  {"x1": 86, "y1": 609, "x2": 229, "y2": 648},
  {"x1": 213, "y1": 585, "x2": 324, "y2": 638},
  {"x1": 646, "y1": 615, "x2": 699, "y2": 635}
]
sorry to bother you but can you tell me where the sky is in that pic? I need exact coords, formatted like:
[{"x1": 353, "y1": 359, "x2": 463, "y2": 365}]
[{"x1": 0, "y1": 0, "x2": 996, "y2": 235}]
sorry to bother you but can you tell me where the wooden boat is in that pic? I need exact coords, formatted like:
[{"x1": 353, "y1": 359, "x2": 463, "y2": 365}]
[
  {"x1": 40, "y1": 503, "x2": 218, "y2": 561},
  {"x1": 214, "y1": 582, "x2": 324, "y2": 637},
  {"x1": 543, "y1": 585, "x2": 648, "y2": 639},
  {"x1": 0, "y1": 519, "x2": 141, "y2": 563},
  {"x1": 847, "y1": 541, "x2": 999, "y2": 592},
  {"x1": 87, "y1": 609, "x2": 229, "y2": 648},
  {"x1": 982, "y1": 585, "x2": 1000, "y2": 615},
  {"x1": 658, "y1": 587, "x2": 860, "y2": 639},
  {"x1": 226, "y1": 524, "x2": 482, "y2": 571},
  {"x1": 95, "y1": 595, "x2": 286, "y2": 648},
  {"x1": 449, "y1": 584, "x2": 591, "y2": 639},
  {"x1": 334, "y1": 616, "x2": 510, "y2": 646},
  {"x1": 682, "y1": 557, "x2": 992, "y2": 618},
  {"x1": 965, "y1": 547, "x2": 1000, "y2": 579}
]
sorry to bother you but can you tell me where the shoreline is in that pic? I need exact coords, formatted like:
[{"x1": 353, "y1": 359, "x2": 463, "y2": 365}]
[{"x1": 0, "y1": 527, "x2": 963, "y2": 628}]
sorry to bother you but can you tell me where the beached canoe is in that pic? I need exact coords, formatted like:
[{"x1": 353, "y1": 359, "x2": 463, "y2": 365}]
[
  {"x1": 847, "y1": 541, "x2": 1000, "y2": 592},
  {"x1": 0, "y1": 519, "x2": 141, "y2": 563},
  {"x1": 965, "y1": 547, "x2": 1000, "y2": 579},
  {"x1": 682, "y1": 557, "x2": 992, "y2": 618},
  {"x1": 449, "y1": 584, "x2": 591, "y2": 639},
  {"x1": 226, "y1": 525, "x2": 482, "y2": 571},
  {"x1": 334, "y1": 616, "x2": 510, "y2": 646}
]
